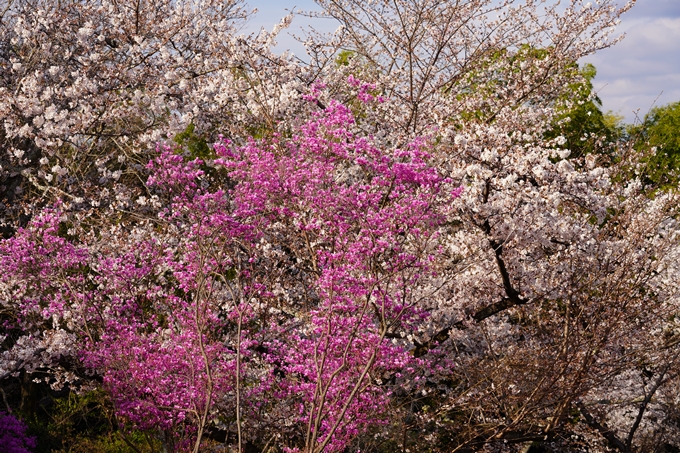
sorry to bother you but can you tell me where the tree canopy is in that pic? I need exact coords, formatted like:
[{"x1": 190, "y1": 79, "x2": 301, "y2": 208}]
[
  {"x1": 631, "y1": 101, "x2": 680, "y2": 188},
  {"x1": 2, "y1": 1, "x2": 680, "y2": 452}
]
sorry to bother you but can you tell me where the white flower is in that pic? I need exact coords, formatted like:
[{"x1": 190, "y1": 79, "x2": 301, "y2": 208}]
[
  {"x1": 480, "y1": 148, "x2": 498, "y2": 162},
  {"x1": 51, "y1": 165, "x2": 67, "y2": 176},
  {"x1": 585, "y1": 154, "x2": 597, "y2": 169},
  {"x1": 18, "y1": 124, "x2": 31, "y2": 137},
  {"x1": 78, "y1": 22, "x2": 95, "y2": 38},
  {"x1": 557, "y1": 159, "x2": 574, "y2": 173}
]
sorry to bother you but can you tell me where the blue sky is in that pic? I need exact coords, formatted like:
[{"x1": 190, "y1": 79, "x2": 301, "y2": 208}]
[
  {"x1": 582, "y1": 0, "x2": 680, "y2": 122},
  {"x1": 246, "y1": 0, "x2": 680, "y2": 123}
]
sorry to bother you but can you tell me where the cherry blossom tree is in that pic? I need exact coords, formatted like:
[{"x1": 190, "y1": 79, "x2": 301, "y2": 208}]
[
  {"x1": 0, "y1": 0, "x2": 304, "y2": 236},
  {"x1": 301, "y1": 0, "x2": 680, "y2": 450}
]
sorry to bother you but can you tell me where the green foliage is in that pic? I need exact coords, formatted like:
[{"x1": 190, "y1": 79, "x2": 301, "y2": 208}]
[
  {"x1": 632, "y1": 102, "x2": 680, "y2": 188},
  {"x1": 603, "y1": 110, "x2": 625, "y2": 137},
  {"x1": 173, "y1": 123, "x2": 213, "y2": 160},
  {"x1": 244, "y1": 123, "x2": 276, "y2": 141},
  {"x1": 336, "y1": 49, "x2": 356, "y2": 66},
  {"x1": 23, "y1": 388, "x2": 157, "y2": 453},
  {"x1": 547, "y1": 63, "x2": 619, "y2": 157}
]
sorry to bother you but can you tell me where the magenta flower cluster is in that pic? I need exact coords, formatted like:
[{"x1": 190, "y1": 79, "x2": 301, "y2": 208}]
[
  {"x1": 0, "y1": 412, "x2": 36, "y2": 453},
  {"x1": 1, "y1": 91, "x2": 460, "y2": 451}
]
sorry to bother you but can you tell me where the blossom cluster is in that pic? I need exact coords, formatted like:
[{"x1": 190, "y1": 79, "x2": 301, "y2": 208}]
[
  {"x1": 1, "y1": 94, "x2": 460, "y2": 451},
  {"x1": 0, "y1": 412, "x2": 36, "y2": 453}
]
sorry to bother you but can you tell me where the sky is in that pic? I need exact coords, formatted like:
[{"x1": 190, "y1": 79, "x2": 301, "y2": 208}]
[
  {"x1": 246, "y1": 0, "x2": 680, "y2": 123},
  {"x1": 582, "y1": 0, "x2": 680, "y2": 122}
]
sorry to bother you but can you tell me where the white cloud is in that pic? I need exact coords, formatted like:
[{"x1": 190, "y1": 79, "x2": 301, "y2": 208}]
[{"x1": 581, "y1": 1, "x2": 680, "y2": 121}]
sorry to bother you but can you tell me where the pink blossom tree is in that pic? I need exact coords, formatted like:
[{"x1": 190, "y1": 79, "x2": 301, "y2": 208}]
[
  {"x1": 0, "y1": 412, "x2": 36, "y2": 453},
  {"x1": 1, "y1": 90, "x2": 461, "y2": 451}
]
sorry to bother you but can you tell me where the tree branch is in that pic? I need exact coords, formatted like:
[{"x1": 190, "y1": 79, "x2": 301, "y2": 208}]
[
  {"x1": 472, "y1": 295, "x2": 528, "y2": 322},
  {"x1": 576, "y1": 401, "x2": 629, "y2": 452},
  {"x1": 626, "y1": 354, "x2": 679, "y2": 449}
]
